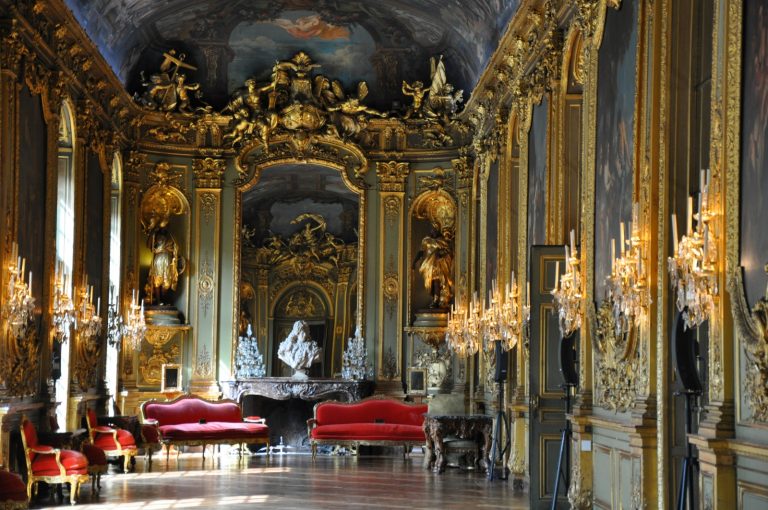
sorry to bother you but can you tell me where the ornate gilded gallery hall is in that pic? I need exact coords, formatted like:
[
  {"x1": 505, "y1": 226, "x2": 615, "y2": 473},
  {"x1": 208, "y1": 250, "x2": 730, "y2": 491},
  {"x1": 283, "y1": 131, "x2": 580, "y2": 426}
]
[{"x1": 1, "y1": 0, "x2": 767, "y2": 509}]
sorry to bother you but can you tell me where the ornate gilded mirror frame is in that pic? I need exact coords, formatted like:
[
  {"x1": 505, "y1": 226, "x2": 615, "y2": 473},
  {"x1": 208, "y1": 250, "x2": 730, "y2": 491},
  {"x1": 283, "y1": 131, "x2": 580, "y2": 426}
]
[{"x1": 231, "y1": 134, "x2": 368, "y2": 374}]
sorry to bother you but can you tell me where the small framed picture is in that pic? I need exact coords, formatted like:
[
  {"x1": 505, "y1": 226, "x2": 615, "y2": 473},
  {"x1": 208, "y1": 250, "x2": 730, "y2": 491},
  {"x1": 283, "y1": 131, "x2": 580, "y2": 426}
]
[
  {"x1": 407, "y1": 367, "x2": 427, "y2": 396},
  {"x1": 161, "y1": 364, "x2": 182, "y2": 392}
]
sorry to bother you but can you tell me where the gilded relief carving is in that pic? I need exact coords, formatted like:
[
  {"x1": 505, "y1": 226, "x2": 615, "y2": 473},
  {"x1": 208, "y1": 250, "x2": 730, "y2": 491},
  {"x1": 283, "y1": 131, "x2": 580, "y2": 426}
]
[
  {"x1": 139, "y1": 326, "x2": 185, "y2": 386},
  {"x1": 198, "y1": 258, "x2": 214, "y2": 316},
  {"x1": 376, "y1": 161, "x2": 410, "y2": 192},
  {"x1": 730, "y1": 269, "x2": 768, "y2": 421},
  {"x1": 193, "y1": 157, "x2": 226, "y2": 189},
  {"x1": 199, "y1": 193, "x2": 217, "y2": 225},
  {"x1": 195, "y1": 344, "x2": 213, "y2": 379}
]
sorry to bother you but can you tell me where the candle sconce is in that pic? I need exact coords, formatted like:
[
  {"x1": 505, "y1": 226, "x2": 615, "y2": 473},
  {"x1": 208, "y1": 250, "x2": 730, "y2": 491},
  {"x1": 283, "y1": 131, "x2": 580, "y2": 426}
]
[
  {"x1": 605, "y1": 203, "x2": 651, "y2": 336},
  {"x1": 668, "y1": 169, "x2": 718, "y2": 330},
  {"x1": 122, "y1": 289, "x2": 146, "y2": 352},
  {"x1": 52, "y1": 263, "x2": 75, "y2": 343},
  {"x1": 72, "y1": 281, "x2": 103, "y2": 391},
  {"x1": 552, "y1": 229, "x2": 583, "y2": 338},
  {"x1": 0, "y1": 242, "x2": 39, "y2": 396}
]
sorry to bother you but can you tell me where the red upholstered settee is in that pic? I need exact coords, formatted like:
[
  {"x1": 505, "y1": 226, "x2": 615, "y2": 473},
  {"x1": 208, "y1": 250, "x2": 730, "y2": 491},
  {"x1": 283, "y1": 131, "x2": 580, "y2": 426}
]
[
  {"x1": 140, "y1": 394, "x2": 269, "y2": 461},
  {"x1": 307, "y1": 396, "x2": 427, "y2": 458}
]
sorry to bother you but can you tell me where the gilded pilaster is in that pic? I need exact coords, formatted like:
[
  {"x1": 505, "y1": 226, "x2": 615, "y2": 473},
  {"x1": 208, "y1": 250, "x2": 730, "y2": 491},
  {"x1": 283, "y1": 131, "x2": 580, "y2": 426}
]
[
  {"x1": 375, "y1": 161, "x2": 409, "y2": 384},
  {"x1": 189, "y1": 157, "x2": 225, "y2": 397},
  {"x1": 119, "y1": 150, "x2": 145, "y2": 391}
]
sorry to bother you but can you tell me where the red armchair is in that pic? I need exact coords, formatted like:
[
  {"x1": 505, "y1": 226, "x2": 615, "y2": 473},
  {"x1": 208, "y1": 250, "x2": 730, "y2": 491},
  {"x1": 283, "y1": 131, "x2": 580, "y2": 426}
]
[
  {"x1": 80, "y1": 444, "x2": 107, "y2": 495},
  {"x1": 0, "y1": 468, "x2": 27, "y2": 509},
  {"x1": 20, "y1": 416, "x2": 89, "y2": 505},
  {"x1": 85, "y1": 408, "x2": 138, "y2": 472}
]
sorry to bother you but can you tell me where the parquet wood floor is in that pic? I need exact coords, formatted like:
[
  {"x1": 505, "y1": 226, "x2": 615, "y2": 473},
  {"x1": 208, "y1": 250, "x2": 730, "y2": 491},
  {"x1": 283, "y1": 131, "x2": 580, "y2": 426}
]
[{"x1": 31, "y1": 452, "x2": 530, "y2": 509}]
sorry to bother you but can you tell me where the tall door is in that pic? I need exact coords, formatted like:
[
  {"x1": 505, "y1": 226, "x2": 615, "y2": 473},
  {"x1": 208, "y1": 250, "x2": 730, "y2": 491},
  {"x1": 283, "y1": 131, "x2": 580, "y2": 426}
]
[{"x1": 529, "y1": 246, "x2": 568, "y2": 509}]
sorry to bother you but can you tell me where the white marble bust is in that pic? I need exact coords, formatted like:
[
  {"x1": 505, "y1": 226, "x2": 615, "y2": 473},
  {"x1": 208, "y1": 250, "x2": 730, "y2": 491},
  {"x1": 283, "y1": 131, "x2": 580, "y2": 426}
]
[{"x1": 278, "y1": 320, "x2": 322, "y2": 380}]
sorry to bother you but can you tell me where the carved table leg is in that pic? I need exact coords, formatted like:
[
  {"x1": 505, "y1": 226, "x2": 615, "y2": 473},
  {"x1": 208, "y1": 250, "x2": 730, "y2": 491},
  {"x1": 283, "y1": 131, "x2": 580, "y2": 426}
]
[
  {"x1": 424, "y1": 421, "x2": 436, "y2": 470},
  {"x1": 433, "y1": 427, "x2": 447, "y2": 474},
  {"x1": 480, "y1": 424, "x2": 492, "y2": 472}
]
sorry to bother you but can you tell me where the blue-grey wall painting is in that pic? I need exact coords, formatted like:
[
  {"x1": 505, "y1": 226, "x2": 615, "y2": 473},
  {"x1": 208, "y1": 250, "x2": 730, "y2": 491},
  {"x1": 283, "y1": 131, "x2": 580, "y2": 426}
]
[
  {"x1": 594, "y1": 0, "x2": 638, "y2": 300},
  {"x1": 740, "y1": 0, "x2": 768, "y2": 306}
]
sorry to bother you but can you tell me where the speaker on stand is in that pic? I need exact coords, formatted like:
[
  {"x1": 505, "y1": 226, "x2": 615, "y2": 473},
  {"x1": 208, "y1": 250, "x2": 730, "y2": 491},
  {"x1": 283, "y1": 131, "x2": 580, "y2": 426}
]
[
  {"x1": 673, "y1": 308, "x2": 703, "y2": 510},
  {"x1": 550, "y1": 331, "x2": 579, "y2": 509},
  {"x1": 487, "y1": 341, "x2": 510, "y2": 481}
]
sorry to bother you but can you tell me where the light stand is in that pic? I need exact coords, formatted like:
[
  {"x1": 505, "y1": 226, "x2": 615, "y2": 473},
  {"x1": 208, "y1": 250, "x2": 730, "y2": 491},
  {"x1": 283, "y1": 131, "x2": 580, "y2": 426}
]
[
  {"x1": 675, "y1": 389, "x2": 701, "y2": 510},
  {"x1": 487, "y1": 375, "x2": 510, "y2": 481},
  {"x1": 550, "y1": 383, "x2": 575, "y2": 509}
]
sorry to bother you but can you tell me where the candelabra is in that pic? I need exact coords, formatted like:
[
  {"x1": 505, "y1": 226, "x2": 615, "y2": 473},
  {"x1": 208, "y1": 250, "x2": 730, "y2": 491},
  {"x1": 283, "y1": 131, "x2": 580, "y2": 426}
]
[
  {"x1": 2, "y1": 243, "x2": 35, "y2": 339},
  {"x1": 668, "y1": 169, "x2": 718, "y2": 330},
  {"x1": 52, "y1": 262, "x2": 75, "y2": 342},
  {"x1": 74, "y1": 283, "x2": 102, "y2": 338},
  {"x1": 446, "y1": 276, "x2": 530, "y2": 357},
  {"x1": 552, "y1": 229, "x2": 583, "y2": 338},
  {"x1": 1, "y1": 242, "x2": 39, "y2": 396},
  {"x1": 606, "y1": 203, "x2": 650, "y2": 335},
  {"x1": 446, "y1": 294, "x2": 482, "y2": 357},
  {"x1": 122, "y1": 289, "x2": 146, "y2": 351}
]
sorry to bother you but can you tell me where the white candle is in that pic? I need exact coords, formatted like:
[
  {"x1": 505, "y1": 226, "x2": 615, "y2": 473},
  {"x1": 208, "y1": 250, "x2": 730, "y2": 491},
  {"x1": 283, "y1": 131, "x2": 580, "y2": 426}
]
[
  {"x1": 671, "y1": 213, "x2": 679, "y2": 254},
  {"x1": 686, "y1": 197, "x2": 693, "y2": 234},
  {"x1": 570, "y1": 229, "x2": 576, "y2": 256},
  {"x1": 527, "y1": 283, "x2": 530, "y2": 306},
  {"x1": 20, "y1": 257, "x2": 25, "y2": 275},
  {"x1": 697, "y1": 192, "x2": 703, "y2": 229},
  {"x1": 703, "y1": 225, "x2": 709, "y2": 261},
  {"x1": 28, "y1": 271, "x2": 32, "y2": 290},
  {"x1": 97, "y1": 297, "x2": 101, "y2": 316},
  {"x1": 565, "y1": 246, "x2": 570, "y2": 272},
  {"x1": 700, "y1": 169, "x2": 705, "y2": 192},
  {"x1": 555, "y1": 261, "x2": 560, "y2": 289},
  {"x1": 611, "y1": 238, "x2": 616, "y2": 272},
  {"x1": 620, "y1": 223, "x2": 626, "y2": 255}
]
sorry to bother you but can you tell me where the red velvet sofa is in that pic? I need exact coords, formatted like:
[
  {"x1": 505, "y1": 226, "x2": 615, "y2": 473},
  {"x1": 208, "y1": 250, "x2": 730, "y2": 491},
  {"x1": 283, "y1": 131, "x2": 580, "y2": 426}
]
[
  {"x1": 140, "y1": 394, "x2": 269, "y2": 461},
  {"x1": 307, "y1": 396, "x2": 427, "y2": 458}
]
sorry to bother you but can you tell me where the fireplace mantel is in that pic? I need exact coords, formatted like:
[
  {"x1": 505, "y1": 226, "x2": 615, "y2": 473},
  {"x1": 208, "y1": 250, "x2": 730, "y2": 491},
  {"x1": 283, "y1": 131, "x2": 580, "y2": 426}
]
[{"x1": 223, "y1": 378, "x2": 375, "y2": 404}]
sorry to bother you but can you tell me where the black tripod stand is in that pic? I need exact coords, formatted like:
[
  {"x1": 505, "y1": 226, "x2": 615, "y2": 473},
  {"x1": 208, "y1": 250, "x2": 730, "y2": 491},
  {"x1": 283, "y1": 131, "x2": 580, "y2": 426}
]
[
  {"x1": 676, "y1": 389, "x2": 701, "y2": 510},
  {"x1": 550, "y1": 384, "x2": 576, "y2": 510},
  {"x1": 487, "y1": 377, "x2": 510, "y2": 481}
]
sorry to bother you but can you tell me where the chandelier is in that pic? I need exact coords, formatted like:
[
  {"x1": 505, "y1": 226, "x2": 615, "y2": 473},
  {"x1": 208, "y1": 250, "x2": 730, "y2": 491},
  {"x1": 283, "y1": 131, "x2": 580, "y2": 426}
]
[
  {"x1": 52, "y1": 262, "x2": 75, "y2": 342},
  {"x1": 668, "y1": 170, "x2": 718, "y2": 330},
  {"x1": 446, "y1": 275, "x2": 530, "y2": 357},
  {"x1": 122, "y1": 289, "x2": 146, "y2": 351},
  {"x1": 446, "y1": 294, "x2": 482, "y2": 357},
  {"x1": 605, "y1": 203, "x2": 650, "y2": 335},
  {"x1": 2, "y1": 243, "x2": 35, "y2": 339},
  {"x1": 552, "y1": 229, "x2": 583, "y2": 338}
]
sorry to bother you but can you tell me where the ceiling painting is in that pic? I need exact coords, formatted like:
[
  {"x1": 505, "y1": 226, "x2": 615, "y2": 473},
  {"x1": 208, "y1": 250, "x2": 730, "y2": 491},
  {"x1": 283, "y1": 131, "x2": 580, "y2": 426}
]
[{"x1": 63, "y1": 0, "x2": 521, "y2": 110}]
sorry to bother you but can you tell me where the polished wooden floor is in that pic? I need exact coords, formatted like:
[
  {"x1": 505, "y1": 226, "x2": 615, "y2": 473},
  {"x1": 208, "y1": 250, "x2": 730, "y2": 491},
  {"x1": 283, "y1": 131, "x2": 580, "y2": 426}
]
[{"x1": 31, "y1": 451, "x2": 529, "y2": 509}]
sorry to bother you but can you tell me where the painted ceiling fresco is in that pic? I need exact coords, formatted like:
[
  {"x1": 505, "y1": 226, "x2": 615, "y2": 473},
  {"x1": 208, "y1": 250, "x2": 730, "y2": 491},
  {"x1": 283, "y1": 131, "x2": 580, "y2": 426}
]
[{"x1": 64, "y1": 0, "x2": 520, "y2": 109}]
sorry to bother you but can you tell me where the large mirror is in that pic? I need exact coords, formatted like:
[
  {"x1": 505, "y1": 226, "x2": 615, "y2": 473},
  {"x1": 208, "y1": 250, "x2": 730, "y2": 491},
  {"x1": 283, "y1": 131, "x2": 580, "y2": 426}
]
[{"x1": 238, "y1": 163, "x2": 360, "y2": 378}]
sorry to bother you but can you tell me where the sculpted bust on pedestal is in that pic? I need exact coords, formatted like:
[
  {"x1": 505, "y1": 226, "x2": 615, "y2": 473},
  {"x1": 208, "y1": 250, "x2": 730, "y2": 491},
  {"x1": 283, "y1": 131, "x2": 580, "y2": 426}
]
[{"x1": 278, "y1": 320, "x2": 322, "y2": 380}]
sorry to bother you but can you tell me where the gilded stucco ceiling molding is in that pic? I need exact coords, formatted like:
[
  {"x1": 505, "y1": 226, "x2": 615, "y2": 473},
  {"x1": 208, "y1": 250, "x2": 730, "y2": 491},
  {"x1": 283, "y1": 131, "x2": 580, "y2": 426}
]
[
  {"x1": 10, "y1": 1, "x2": 139, "y2": 136},
  {"x1": 0, "y1": 22, "x2": 29, "y2": 76}
]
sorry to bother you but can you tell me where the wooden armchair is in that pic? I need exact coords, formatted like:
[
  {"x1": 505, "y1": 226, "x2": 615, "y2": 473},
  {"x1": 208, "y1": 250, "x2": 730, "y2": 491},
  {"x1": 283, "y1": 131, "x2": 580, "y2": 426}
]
[
  {"x1": 85, "y1": 408, "x2": 137, "y2": 472},
  {"x1": 19, "y1": 416, "x2": 89, "y2": 505}
]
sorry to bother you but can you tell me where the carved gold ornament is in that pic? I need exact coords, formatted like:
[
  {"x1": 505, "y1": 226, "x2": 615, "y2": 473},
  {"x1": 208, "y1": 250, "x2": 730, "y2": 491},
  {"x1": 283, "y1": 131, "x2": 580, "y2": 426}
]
[
  {"x1": 592, "y1": 300, "x2": 648, "y2": 412},
  {"x1": 140, "y1": 162, "x2": 187, "y2": 234},
  {"x1": 222, "y1": 52, "x2": 385, "y2": 153},
  {"x1": 730, "y1": 267, "x2": 768, "y2": 422}
]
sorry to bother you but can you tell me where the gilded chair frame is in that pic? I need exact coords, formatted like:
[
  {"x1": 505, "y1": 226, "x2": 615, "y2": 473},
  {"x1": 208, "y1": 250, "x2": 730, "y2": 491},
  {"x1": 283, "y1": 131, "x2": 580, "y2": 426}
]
[
  {"x1": 85, "y1": 409, "x2": 138, "y2": 472},
  {"x1": 19, "y1": 416, "x2": 88, "y2": 506}
]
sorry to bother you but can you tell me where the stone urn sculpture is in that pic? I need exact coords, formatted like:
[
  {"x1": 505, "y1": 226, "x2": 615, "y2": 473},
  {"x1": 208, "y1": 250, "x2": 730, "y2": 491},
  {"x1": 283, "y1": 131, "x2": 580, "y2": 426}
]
[{"x1": 277, "y1": 320, "x2": 322, "y2": 380}]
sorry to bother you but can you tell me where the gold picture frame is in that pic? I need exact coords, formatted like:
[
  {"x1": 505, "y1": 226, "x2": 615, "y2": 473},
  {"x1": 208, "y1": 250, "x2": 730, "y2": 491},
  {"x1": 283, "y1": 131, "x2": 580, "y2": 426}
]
[
  {"x1": 161, "y1": 364, "x2": 182, "y2": 392},
  {"x1": 407, "y1": 367, "x2": 427, "y2": 396}
]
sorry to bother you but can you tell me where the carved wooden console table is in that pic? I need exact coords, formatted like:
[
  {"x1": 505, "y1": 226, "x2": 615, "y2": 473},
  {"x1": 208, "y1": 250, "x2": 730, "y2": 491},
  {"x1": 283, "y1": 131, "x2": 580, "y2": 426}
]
[
  {"x1": 423, "y1": 414, "x2": 493, "y2": 474},
  {"x1": 223, "y1": 378, "x2": 375, "y2": 404}
]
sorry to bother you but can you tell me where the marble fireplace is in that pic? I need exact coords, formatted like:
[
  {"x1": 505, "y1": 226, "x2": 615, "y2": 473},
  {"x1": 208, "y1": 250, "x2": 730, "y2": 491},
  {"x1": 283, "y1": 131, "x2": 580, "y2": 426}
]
[{"x1": 224, "y1": 378, "x2": 374, "y2": 448}]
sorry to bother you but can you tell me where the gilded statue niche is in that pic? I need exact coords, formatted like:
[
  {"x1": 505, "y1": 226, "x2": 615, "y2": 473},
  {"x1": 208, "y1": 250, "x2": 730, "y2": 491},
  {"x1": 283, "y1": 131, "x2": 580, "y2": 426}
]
[{"x1": 139, "y1": 162, "x2": 190, "y2": 320}]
